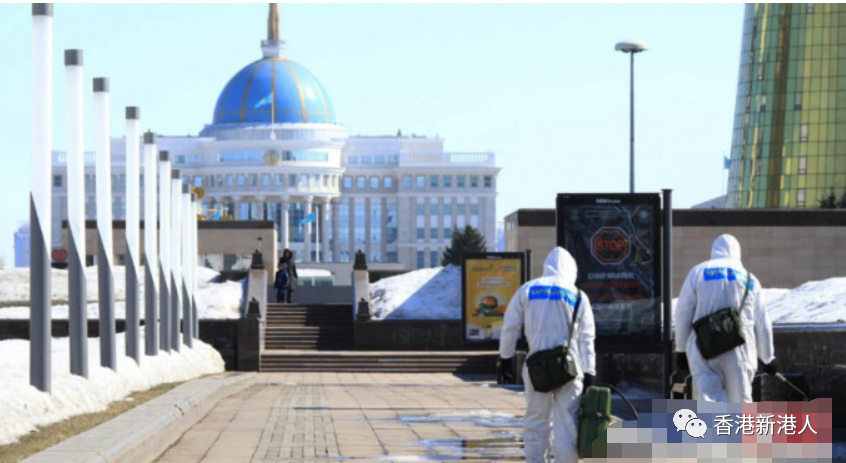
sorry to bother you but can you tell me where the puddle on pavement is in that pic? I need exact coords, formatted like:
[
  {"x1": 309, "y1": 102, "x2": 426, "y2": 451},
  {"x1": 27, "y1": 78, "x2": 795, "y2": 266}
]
[
  {"x1": 316, "y1": 434, "x2": 525, "y2": 461},
  {"x1": 399, "y1": 412, "x2": 522, "y2": 428}
]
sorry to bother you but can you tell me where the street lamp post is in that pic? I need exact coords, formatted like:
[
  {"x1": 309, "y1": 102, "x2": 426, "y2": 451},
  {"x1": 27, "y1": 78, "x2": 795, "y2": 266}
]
[{"x1": 615, "y1": 39, "x2": 649, "y2": 194}]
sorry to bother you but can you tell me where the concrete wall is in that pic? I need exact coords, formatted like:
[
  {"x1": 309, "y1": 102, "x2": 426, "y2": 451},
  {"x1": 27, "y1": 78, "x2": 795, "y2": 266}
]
[
  {"x1": 61, "y1": 220, "x2": 277, "y2": 271},
  {"x1": 505, "y1": 209, "x2": 846, "y2": 293}
]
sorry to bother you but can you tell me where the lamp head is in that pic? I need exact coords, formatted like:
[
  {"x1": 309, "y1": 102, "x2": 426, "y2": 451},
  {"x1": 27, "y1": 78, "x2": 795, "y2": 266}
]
[{"x1": 615, "y1": 40, "x2": 650, "y2": 53}]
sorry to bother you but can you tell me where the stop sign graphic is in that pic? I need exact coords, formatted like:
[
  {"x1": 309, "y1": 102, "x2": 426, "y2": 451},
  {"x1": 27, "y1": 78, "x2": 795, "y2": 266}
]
[{"x1": 590, "y1": 227, "x2": 630, "y2": 265}]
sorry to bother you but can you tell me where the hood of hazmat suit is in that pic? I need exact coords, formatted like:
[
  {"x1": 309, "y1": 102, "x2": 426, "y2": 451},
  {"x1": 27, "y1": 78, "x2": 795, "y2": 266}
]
[
  {"x1": 499, "y1": 247, "x2": 596, "y2": 463},
  {"x1": 675, "y1": 234, "x2": 775, "y2": 403}
]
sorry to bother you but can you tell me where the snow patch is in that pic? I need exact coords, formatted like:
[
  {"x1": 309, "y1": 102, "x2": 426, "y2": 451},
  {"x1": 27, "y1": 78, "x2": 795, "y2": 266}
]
[
  {"x1": 0, "y1": 331, "x2": 224, "y2": 445},
  {"x1": 370, "y1": 266, "x2": 461, "y2": 320}
]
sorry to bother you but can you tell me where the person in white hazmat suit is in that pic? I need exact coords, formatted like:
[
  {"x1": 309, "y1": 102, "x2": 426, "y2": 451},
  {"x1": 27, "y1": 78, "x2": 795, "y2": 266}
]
[
  {"x1": 499, "y1": 247, "x2": 596, "y2": 463},
  {"x1": 675, "y1": 234, "x2": 777, "y2": 403}
]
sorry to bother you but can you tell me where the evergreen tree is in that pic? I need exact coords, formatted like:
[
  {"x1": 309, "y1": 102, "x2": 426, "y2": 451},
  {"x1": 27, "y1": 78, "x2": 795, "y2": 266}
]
[
  {"x1": 819, "y1": 189, "x2": 838, "y2": 208},
  {"x1": 441, "y1": 225, "x2": 487, "y2": 266}
]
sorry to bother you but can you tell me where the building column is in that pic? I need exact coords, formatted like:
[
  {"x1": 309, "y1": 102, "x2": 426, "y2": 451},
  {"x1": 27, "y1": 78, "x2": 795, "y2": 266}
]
[
  {"x1": 255, "y1": 196, "x2": 265, "y2": 221},
  {"x1": 303, "y1": 196, "x2": 312, "y2": 263},
  {"x1": 348, "y1": 196, "x2": 355, "y2": 256},
  {"x1": 381, "y1": 197, "x2": 388, "y2": 263},
  {"x1": 280, "y1": 196, "x2": 289, "y2": 251},
  {"x1": 331, "y1": 198, "x2": 340, "y2": 263},
  {"x1": 321, "y1": 199, "x2": 330, "y2": 263},
  {"x1": 364, "y1": 197, "x2": 372, "y2": 259}
]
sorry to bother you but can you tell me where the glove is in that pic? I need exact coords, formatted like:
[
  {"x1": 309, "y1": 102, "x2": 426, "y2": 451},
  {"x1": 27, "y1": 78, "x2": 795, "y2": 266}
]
[
  {"x1": 676, "y1": 352, "x2": 689, "y2": 372},
  {"x1": 497, "y1": 356, "x2": 514, "y2": 383},
  {"x1": 760, "y1": 359, "x2": 778, "y2": 376},
  {"x1": 583, "y1": 374, "x2": 595, "y2": 390}
]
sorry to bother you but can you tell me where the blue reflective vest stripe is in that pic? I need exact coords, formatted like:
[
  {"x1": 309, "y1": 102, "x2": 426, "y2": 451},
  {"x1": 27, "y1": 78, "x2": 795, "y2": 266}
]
[{"x1": 527, "y1": 285, "x2": 577, "y2": 306}]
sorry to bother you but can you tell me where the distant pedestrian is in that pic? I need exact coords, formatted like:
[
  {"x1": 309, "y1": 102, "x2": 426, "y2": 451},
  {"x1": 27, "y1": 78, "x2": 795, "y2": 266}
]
[
  {"x1": 278, "y1": 248, "x2": 298, "y2": 303},
  {"x1": 273, "y1": 263, "x2": 289, "y2": 303}
]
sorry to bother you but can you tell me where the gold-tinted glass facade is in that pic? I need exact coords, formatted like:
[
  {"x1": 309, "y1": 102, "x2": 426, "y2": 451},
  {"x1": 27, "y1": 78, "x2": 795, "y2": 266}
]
[{"x1": 727, "y1": 3, "x2": 846, "y2": 208}]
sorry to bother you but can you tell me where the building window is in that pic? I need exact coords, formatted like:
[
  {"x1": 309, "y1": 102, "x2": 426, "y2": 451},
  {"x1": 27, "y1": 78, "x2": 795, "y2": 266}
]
[
  {"x1": 237, "y1": 174, "x2": 245, "y2": 186},
  {"x1": 402, "y1": 175, "x2": 412, "y2": 188},
  {"x1": 807, "y1": 3, "x2": 814, "y2": 13},
  {"x1": 387, "y1": 203, "x2": 398, "y2": 244},
  {"x1": 323, "y1": 175, "x2": 329, "y2": 187},
  {"x1": 457, "y1": 176, "x2": 466, "y2": 188},
  {"x1": 417, "y1": 228, "x2": 425, "y2": 241},
  {"x1": 248, "y1": 173, "x2": 257, "y2": 186},
  {"x1": 443, "y1": 175, "x2": 452, "y2": 188},
  {"x1": 430, "y1": 251, "x2": 439, "y2": 268},
  {"x1": 343, "y1": 176, "x2": 352, "y2": 189},
  {"x1": 384, "y1": 176, "x2": 393, "y2": 188},
  {"x1": 444, "y1": 227, "x2": 452, "y2": 241},
  {"x1": 227, "y1": 174, "x2": 234, "y2": 186},
  {"x1": 470, "y1": 176, "x2": 479, "y2": 188},
  {"x1": 354, "y1": 203, "x2": 366, "y2": 245},
  {"x1": 484, "y1": 176, "x2": 492, "y2": 188},
  {"x1": 798, "y1": 156, "x2": 807, "y2": 174},
  {"x1": 416, "y1": 204, "x2": 425, "y2": 215},
  {"x1": 275, "y1": 174, "x2": 284, "y2": 185},
  {"x1": 800, "y1": 124, "x2": 809, "y2": 142},
  {"x1": 444, "y1": 204, "x2": 452, "y2": 216},
  {"x1": 386, "y1": 251, "x2": 398, "y2": 262},
  {"x1": 797, "y1": 188, "x2": 806, "y2": 206},
  {"x1": 370, "y1": 204, "x2": 382, "y2": 243},
  {"x1": 261, "y1": 174, "x2": 270, "y2": 186},
  {"x1": 430, "y1": 228, "x2": 438, "y2": 241},
  {"x1": 375, "y1": 155, "x2": 386, "y2": 164},
  {"x1": 416, "y1": 175, "x2": 425, "y2": 188},
  {"x1": 457, "y1": 204, "x2": 466, "y2": 215},
  {"x1": 300, "y1": 174, "x2": 308, "y2": 187},
  {"x1": 755, "y1": 160, "x2": 762, "y2": 176},
  {"x1": 53, "y1": 175, "x2": 62, "y2": 188},
  {"x1": 430, "y1": 175, "x2": 439, "y2": 188},
  {"x1": 361, "y1": 155, "x2": 372, "y2": 164},
  {"x1": 347, "y1": 155, "x2": 358, "y2": 164},
  {"x1": 470, "y1": 204, "x2": 479, "y2": 216},
  {"x1": 338, "y1": 203, "x2": 350, "y2": 244},
  {"x1": 311, "y1": 174, "x2": 319, "y2": 188},
  {"x1": 370, "y1": 177, "x2": 379, "y2": 189},
  {"x1": 357, "y1": 176, "x2": 366, "y2": 189},
  {"x1": 430, "y1": 203, "x2": 438, "y2": 216},
  {"x1": 417, "y1": 251, "x2": 425, "y2": 269},
  {"x1": 195, "y1": 176, "x2": 203, "y2": 187},
  {"x1": 760, "y1": 95, "x2": 766, "y2": 112},
  {"x1": 794, "y1": 93, "x2": 802, "y2": 110}
]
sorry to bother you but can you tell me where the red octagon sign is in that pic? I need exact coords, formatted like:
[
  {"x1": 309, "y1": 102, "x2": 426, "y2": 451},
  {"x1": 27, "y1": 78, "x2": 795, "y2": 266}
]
[{"x1": 590, "y1": 227, "x2": 630, "y2": 265}]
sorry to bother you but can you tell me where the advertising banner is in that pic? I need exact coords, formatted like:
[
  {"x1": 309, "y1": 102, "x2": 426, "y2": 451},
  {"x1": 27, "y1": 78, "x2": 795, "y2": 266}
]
[
  {"x1": 462, "y1": 253, "x2": 525, "y2": 343},
  {"x1": 556, "y1": 193, "x2": 662, "y2": 343}
]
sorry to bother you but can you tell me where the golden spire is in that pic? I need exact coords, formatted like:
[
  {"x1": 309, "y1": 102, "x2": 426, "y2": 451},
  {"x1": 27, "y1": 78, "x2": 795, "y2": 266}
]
[{"x1": 268, "y1": 3, "x2": 280, "y2": 41}]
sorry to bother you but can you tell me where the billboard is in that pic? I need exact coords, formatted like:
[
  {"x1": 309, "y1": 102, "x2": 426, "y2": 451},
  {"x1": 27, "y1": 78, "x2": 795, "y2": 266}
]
[
  {"x1": 462, "y1": 253, "x2": 525, "y2": 344},
  {"x1": 556, "y1": 193, "x2": 662, "y2": 344}
]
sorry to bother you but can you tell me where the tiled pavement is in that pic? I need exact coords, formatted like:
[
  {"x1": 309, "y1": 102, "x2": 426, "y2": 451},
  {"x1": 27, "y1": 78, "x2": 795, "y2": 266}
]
[{"x1": 153, "y1": 373, "x2": 528, "y2": 463}]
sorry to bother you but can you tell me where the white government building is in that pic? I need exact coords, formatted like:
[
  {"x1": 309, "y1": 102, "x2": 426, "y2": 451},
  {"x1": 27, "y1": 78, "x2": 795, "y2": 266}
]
[{"x1": 50, "y1": 5, "x2": 499, "y2": 274}]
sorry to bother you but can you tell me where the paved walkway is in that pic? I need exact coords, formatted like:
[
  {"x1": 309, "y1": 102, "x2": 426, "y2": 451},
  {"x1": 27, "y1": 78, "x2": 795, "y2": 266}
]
[{"x1": 153, "y1": 373, "x2": 527, "y2": 463}]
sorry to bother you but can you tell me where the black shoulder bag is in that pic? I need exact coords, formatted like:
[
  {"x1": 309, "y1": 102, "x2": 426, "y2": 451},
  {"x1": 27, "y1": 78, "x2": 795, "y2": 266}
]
[
  {"x1": 525, "y1": 291, "x2": 581, "y2": 393},
  {"x1": 693, "y1": 275, "x2": 752, "y2": 360}
]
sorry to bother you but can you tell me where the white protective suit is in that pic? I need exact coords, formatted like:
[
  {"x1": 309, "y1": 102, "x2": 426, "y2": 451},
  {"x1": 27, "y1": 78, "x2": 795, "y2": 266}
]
[
  {"x1": 675, "y1": 234, "x2": 775, "y2": 403},
  {"x1": 500, "y1": 247, "x2": 596, "y2": 463}
]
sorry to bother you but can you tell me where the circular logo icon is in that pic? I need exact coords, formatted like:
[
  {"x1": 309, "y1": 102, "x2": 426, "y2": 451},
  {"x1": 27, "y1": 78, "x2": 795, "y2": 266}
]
[{"x1": 264, "y1": 149, "x2": 281, "y2": 165}]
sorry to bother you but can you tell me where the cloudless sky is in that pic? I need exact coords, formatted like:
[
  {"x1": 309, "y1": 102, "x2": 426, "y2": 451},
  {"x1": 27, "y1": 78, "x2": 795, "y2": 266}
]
[{"x1": 0, "y1": 3, "x2": 745, "y2": 264}]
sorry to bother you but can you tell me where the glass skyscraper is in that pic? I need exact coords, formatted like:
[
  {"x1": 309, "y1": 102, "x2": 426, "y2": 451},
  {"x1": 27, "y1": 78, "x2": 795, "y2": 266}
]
[{"x1": 727, "y1": 3, "x2": 846, "y2": 208}]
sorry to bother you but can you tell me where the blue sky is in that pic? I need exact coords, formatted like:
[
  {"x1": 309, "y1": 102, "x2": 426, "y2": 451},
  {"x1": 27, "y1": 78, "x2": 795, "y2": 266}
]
[{"x1": 0, "y1": 3, "x2": 745, "y2": 264}]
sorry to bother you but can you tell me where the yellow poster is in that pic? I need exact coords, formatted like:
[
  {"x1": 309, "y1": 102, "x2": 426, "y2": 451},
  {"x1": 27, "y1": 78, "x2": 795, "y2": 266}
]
[{"x1": 464, "y1": 257, "x2": 523, "y2": 341}]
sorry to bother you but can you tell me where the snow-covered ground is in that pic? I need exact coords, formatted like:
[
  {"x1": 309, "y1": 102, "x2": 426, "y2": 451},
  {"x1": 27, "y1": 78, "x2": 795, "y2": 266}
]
[
  {"x1": 0, "y1": 266, "x2": 239, "y2": 445},
  {"x1": 371, "y1": 266, "x2": 846, "y2": 324},
  {"x1": 370, "y1": 266, "x2": 462, "y2": 320},
  {"x1": 0, "y1": 331, "x2": 224, "y2": 445},
  {"x1": 0, "y1": 265, "x2": 244, "y2": 320}
]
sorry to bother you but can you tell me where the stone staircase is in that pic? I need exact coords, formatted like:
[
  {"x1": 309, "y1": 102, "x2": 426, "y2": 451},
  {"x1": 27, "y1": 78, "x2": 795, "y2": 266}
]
[{"x1": 259, "y1": 303, "x2": 497, "y2": 373}]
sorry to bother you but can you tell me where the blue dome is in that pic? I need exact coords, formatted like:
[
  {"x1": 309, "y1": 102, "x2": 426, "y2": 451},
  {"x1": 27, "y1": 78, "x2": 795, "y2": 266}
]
[{"x1": 213, "y1": 57, "x2": 336, "y2": 125}]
